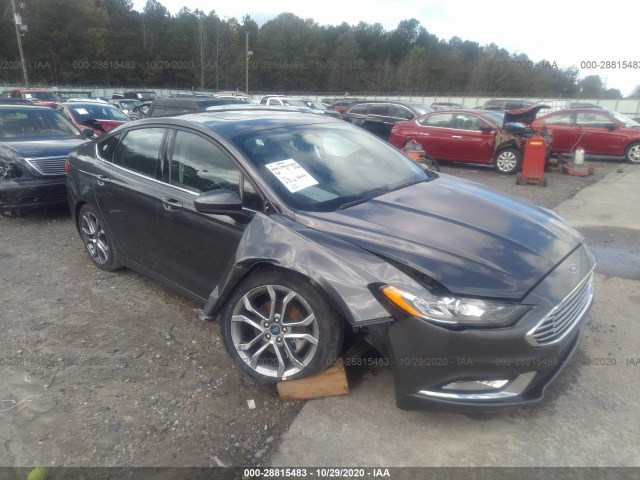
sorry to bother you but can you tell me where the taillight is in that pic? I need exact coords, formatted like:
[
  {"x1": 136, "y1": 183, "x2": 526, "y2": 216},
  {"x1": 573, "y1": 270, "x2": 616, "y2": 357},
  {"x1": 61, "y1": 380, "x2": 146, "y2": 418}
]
[{"x1": 65, "y1": 158, "x2": 71, "y2": 173}]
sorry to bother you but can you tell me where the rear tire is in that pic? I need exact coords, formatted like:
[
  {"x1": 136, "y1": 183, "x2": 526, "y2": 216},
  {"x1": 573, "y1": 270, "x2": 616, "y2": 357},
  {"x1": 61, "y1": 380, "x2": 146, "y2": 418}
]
[
  {"x1": 78, "y1": 204, "x2": 123, "y2": 271},
  {"x1": 221, "y1": 270, "x2": 343, "y2": 383}
]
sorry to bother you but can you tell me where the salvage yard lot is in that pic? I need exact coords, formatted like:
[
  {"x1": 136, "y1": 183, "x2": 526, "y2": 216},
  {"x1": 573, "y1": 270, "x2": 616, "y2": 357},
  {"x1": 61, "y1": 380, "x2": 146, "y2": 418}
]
[{"x1": 0, "y1": 160, "x2": 635, "y2": 468}]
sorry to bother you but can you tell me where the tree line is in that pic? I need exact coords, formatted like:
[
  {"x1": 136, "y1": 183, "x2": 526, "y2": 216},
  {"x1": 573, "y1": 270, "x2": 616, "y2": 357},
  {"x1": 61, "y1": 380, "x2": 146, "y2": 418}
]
[{"x1": 0, "y1": 0, "x2": 628, "y2": 97}]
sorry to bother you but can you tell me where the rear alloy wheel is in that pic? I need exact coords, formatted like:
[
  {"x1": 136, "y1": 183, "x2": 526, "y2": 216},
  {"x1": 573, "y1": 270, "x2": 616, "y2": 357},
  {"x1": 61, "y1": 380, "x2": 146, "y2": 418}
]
[
  {"x1": 494, "y1": 148, "x2": 522, "y2": 175},
  {"x1": 79, "y1": 204, "x2": 122, "y2": 271},
  {"x1": 221, "y1": 271, "x2": 343, "y2": 383},
  {"x1": 625, "y1": 142, "x2": 640, "y2": 164}
]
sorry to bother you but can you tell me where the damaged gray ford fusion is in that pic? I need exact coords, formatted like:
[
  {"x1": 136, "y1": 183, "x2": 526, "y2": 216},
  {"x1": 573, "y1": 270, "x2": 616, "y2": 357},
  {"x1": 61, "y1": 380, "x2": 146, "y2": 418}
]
[{"x1": 66, "y1": 106, "x2": 594, "y2": 411}]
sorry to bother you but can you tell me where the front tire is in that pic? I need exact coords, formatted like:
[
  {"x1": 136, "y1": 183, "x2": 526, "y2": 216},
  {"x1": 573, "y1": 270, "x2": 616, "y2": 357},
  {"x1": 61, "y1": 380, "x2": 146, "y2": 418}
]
[
  {"x1": 79, "y1": 204, "x2": 122, "y2": 271},
  {"x1": 494, "y1": 148, "x2": 522, "y2": 174},
  {"x1": 220, "y1": 271, "x2": 343, "y2": 383},
  {"x1": 625, "y1": 142, "x2": 640, "y2": 164}
]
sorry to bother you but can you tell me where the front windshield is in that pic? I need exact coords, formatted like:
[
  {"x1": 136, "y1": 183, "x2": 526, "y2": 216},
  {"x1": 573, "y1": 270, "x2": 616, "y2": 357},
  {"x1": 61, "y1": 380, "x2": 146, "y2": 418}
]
[
  {"x1": 0, "y1": 108, "x2": 82, "y2": 139},
  {"x1": 479, "y1": 111, "x2": 504, "y2": 125},
  {"x1": 69, "y1": 104, "x2": 129, "y2": 122},
  {"x1": 282, "y1": 99, "x2": 308, "y2": 108},
  {"x1": 307, "y1": 101, "x2": 325, "y2": 110},
  {"x1": 410, "y1": 104, "x2": 434, "y2": 116},
  {"x1": 610, "y1": 111, "x2": 640, "y2": 128},
  {"x1": 232, "y1": 124, "x2": 429, "y2": 212},
  {"x1": 24, "y1": 91, "x2": 60, "y2": 101}
]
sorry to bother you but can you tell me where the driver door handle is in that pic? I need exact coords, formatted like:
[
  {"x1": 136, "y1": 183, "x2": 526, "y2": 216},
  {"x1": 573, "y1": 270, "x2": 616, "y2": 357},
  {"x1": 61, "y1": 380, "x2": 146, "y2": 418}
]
[
  {"x1": 96, "y1": 175, "x2": 110, "y2": 186},
  {"x1": 419, "y1": 132, "x2": 429, "y2": 136},
  {"x1": 451, "y1": 135, "x2": 462, "y2": 139},
  {"x1": 162, "y1": 197, "x2": 183, "y2": 210}
]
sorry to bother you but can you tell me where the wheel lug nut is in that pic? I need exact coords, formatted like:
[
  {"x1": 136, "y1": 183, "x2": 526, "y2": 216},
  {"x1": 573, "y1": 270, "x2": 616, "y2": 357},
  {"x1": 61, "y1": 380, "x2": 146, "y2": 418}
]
[
  {"x1": 264, "y1": 322, "x2": 269, "y2": 327},
  {"x1": 282, "y1": 327, "x2": 288, "y2": 332},
  {"x1": 274, "y1": 318, "x2": 279, "y2": 323},
  {"x1": 266, "y1": 334, "x2": 271, "y2": 340},
  {"x1": 277, "y1": 337, "x2": 282, "y2": 342}
]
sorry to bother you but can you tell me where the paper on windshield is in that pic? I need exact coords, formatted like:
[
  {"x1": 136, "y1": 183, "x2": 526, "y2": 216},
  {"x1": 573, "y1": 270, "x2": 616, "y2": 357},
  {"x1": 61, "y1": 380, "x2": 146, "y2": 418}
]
[
  {"x1": 75, "y1": 108, "x2": 89, "y2": 115},
  {"x1": 265, "y1": 159, "x2": 318, "y2": 193}
]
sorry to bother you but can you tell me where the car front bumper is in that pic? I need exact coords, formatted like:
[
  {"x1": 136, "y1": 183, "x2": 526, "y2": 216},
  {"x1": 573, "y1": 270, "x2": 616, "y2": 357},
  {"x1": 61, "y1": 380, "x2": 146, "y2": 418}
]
[
  {"x1": 0, "y1": 176, "x2": 67, "y2": 211},
  {"x1": 377, "y1": 243, "x2": 595, "y2": 412}
]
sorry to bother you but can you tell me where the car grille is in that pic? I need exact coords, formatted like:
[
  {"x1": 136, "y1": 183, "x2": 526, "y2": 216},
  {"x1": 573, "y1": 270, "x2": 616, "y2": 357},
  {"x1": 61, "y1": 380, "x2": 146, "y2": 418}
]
[
  {"x1": 526, "y1": 272, "x2": 594, "y2": 347},
  {"x1": 25, "y1": 157, "x2": 67, "y2": 176}
]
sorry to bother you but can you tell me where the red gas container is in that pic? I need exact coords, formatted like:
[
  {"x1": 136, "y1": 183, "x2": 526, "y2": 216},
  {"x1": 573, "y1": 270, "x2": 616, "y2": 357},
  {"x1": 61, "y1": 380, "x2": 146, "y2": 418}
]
[{"x1": 517, "y1": 133, "x2": 547, "y2": 186}]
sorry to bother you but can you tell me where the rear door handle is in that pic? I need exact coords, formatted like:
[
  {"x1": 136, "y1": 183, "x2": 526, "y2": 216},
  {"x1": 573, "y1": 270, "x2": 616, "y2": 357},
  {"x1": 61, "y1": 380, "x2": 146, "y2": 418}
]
[
  {"x1": 451, "y1": 135, "x2": 462, "y2": 139},
  {"x1": 419, "y1": 132, "x2": 429, "y2": 136},
  {"x1": 162, "y1": 197, "x2": 183, "y2": 210},
  {"x1": 96, "y1": 175, "x2": 110, "y2": 186}
]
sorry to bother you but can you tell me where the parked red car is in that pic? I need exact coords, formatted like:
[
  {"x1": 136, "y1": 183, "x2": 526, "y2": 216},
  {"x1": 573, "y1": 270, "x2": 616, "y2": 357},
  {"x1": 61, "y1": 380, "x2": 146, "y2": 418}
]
[
  {"x1": 389, "y1": 105, "x2": 550, "y2": 174},
  {"x1": 54, "y1": 101, "x2": 130, "y2": 136},
  {"x1": 9, "y1": 89, "x2": 60, "y2": 107},
  {"x1": 531, "y1": 109, "x2": 640, "y2": 163}
]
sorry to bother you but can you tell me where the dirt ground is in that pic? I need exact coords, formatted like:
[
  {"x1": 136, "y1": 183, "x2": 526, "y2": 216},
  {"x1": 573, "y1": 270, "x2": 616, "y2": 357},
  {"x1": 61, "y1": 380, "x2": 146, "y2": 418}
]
[{"x1": 0, "y1": 158, "x2": 621, "y2": 467}]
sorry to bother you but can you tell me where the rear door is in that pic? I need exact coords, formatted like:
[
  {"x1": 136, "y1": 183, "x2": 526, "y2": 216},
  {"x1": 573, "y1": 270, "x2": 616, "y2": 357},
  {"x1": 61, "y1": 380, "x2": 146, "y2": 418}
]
[
  {"x1": 415, "y1": 112, "x2": 455, "y2": 159},
  {"x1": 94, "y1": 127, "x2": 168, "y2": 274},
  {"x1": 363, "y1": 104, "x2": 393, "y2": 138}
]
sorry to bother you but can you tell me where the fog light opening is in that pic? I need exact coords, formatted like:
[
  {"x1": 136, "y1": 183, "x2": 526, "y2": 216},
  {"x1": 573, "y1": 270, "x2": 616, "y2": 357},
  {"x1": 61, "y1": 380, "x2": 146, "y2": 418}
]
[{"x1": 418, "y1": 371, "x2": 536, "y2": 401}]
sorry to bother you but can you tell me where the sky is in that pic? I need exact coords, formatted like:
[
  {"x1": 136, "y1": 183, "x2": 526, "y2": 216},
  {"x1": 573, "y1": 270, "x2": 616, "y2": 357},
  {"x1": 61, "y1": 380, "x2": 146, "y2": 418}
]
[{"x1": 132, "y1": 0, "x2": 638, "y2": 96}]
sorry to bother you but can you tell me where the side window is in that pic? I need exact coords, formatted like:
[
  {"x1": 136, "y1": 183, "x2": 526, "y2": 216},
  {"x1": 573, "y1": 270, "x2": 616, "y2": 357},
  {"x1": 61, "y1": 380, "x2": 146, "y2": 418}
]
[
  {"x1": 242, "y1": 176, "x2": 263, "y2": 211},
  {"x1": 170, "y1": 130, "x2": 240, "y2": 195},
  {"x1": 113, "y1": 128, "x2": 164, "y2": 178},
  {"x1": 96, "y1": 134, "x2": 121, "y2": 162},
  {"x1": 452, "y1": 113, "x2": 483, "y2": 130},
  {"x1": 576, "y1": 112, "x2": 615, "y2": 129},
  {"x1": 348, "y1": 104, "x2": 368, "y2": 115},
  {"x1": 544, "y1": 113, "x2": 573, "y2": 125},
  {"x1": 369, "y1": 104, "x2": 389, "y2": 116},
  {"x1": 389, "y1": 105, "x2": 414, "y2": 120},
  {"x1": 419, "y1": 113, "x2": 454, "y2": 127}
]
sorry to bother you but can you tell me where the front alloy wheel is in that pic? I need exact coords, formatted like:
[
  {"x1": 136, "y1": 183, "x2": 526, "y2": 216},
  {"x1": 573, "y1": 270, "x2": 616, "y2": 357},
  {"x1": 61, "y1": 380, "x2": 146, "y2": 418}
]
[
  {"x1": 494, "y1": 148, "x2": 522, "y2": 174},
  {"x1": 221, "y1": 271, "x2": 343, "y2": 383},
  {"x1": 625, "y1": 142, "x2": 640, "y2": 164}
]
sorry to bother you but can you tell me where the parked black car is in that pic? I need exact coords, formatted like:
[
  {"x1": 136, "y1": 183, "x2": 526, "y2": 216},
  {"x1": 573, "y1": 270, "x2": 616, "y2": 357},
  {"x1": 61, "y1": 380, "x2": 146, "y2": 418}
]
[
  {"x1": 147, "y1": 97, "x2": 246, "y2": 117},
  {"x1": 342, "y1": 100, "x2": 433, "y2": 139},
  {"x1": 480, "y1": 99, "x2": 535, "y2": 111},
  {"x1": 0, "y1": 105, "x2": 89, "y2": 214},
  {"x1": 67, "y1": 108, "x2": 595, "y2": 411}
]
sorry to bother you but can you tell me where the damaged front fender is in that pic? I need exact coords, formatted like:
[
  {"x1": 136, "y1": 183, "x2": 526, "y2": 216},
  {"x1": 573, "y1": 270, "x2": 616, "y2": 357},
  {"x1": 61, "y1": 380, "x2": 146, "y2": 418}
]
[{"x1": 200, "y1": 212, "x2": 425, "y2": 326}]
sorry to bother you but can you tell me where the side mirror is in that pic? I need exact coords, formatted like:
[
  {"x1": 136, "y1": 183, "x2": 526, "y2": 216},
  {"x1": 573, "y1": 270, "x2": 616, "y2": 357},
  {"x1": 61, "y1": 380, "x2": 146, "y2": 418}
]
[
  {"x1": 605, "y1": 123, "x2": 617, "y2": 130},
  {"x1": 479, "y1": 124, "x2": 494, "y2": 133},
  {"x1": 194, "y1": 189, "x2": 251, "y2": 222},
  {"x1": 82, "y1": 127, "x2": 95, "y2": 138},
  {"x1": 405, "y1": 113, "x2": 415, "y2": 120}
]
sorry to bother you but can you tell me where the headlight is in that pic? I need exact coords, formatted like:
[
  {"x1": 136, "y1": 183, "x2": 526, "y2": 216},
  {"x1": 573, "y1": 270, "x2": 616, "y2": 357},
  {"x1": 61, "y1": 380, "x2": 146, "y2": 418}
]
[{"x1": 381, "y1": 285, "x2": 529, "y2": 328}]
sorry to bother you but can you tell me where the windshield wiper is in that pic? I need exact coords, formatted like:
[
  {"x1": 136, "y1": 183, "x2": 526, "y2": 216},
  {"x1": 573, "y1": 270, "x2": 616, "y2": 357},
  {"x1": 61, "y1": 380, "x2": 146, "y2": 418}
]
[{"x1": 337, "y1": 187, "x2": 390, "y2": 210}]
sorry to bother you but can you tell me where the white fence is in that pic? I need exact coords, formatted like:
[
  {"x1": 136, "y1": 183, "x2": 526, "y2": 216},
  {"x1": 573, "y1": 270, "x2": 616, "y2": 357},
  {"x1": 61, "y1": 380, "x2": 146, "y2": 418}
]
[{"x1": 3, "y1": 84, "x2": 640, "y2": 116}]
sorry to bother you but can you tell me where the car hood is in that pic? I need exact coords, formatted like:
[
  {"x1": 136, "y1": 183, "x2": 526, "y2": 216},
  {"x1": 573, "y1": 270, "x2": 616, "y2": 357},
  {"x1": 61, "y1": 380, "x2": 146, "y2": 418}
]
[
  {"x1": 504, "y1": 104, "x2": 550, "y2": 127},
  {"x1": 2, "y1": 138, "x2": 87, "y2": 158},
  {"x1": 295, "y1": 175, "x2": 583, "y2": 299}
]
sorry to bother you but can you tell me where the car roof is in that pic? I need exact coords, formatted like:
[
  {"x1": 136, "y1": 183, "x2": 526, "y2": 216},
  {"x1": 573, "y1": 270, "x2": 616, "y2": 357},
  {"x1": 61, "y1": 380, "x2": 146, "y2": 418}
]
[
  {"x1": 128, "y1": 107, "x2": 338, "y2": 139},
  {"x1": 0, "y1": 104, "x2": 57, "y2": 111},
  {"x1": 538, "y1": 108, "x2": 615, "y2": 116},
  {"x1": 151, "y1": 97, "x2": 243, "y2": 108}
]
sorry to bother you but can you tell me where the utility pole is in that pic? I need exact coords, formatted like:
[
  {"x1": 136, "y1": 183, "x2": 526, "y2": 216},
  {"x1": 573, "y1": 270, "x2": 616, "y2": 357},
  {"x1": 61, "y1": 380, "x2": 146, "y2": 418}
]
[
  {"x1": 245, "y1": 33, "x2": 252, "y2": 94},
  {"x1": 11, "y1": 0, "x2": 29, "y2": 87}
]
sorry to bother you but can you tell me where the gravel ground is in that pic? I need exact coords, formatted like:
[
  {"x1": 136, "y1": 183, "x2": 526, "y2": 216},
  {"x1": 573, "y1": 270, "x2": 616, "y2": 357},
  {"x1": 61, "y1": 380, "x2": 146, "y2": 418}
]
[{"x1": 0, "y1": 158, "x2": 621, "y2": 467}]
